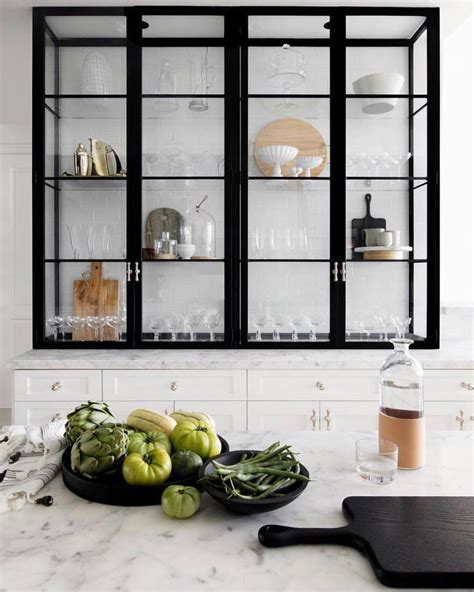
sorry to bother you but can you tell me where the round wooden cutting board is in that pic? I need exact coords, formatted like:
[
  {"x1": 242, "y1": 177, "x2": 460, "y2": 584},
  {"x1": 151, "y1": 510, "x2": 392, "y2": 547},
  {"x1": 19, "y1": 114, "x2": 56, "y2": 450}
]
[{"x1": 254, "y1": 117, "x2": 328, "y2": 177}]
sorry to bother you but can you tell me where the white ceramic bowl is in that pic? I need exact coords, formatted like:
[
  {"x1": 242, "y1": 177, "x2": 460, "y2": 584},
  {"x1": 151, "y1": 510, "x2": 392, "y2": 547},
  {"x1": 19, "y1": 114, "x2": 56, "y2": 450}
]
[
  {"x1": 295, "y1": 155, "x2": 324, "y2": 177},
  {"x1": 177, "y1": 243, "x2": 196, "y2": 260},
  {"x1": 256, "y1": 145, "x2": 299, "y2": 176},
  {"x1": 352, "y1": 73, "x2": 405, "y2": 114}
]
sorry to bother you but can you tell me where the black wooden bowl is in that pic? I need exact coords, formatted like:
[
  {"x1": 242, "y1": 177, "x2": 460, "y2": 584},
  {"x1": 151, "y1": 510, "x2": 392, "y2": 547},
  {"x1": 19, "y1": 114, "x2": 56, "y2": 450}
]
[
  {"x1": 62, "y1": 435, "x2": 229, "y2": 506},
  {"x1": 198, "y1": 450, "x2": 309, "y2": 515}
]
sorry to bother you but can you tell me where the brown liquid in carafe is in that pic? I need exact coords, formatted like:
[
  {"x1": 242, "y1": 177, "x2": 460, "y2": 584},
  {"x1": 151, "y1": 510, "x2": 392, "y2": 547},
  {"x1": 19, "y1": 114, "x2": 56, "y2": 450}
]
[{"x1": 379, "y1": 407, "x2": 425, "y2": 469}]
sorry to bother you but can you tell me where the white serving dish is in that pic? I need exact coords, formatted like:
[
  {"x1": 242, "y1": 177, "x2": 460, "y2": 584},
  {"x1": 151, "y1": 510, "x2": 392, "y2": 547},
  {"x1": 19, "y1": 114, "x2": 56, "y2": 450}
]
[
  {"x1": 295, "y1": 155, "x2": 323, "y2": 177},
  {"x1": 255, "y1": 145, "x2": 299, "y2": 177},
  {"x1": 352, "y1": 73, "x2": 405, "y2": 114}
]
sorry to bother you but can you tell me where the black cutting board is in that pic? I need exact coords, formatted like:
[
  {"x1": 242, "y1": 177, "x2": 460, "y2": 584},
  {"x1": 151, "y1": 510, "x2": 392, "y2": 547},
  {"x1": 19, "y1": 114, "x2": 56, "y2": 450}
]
[
  {"x1": 351, "y1": 193, "x2": 386, "y2": 255},
  {"x1": 259, "y1": 496, "x2": 474, "y2": 588}
]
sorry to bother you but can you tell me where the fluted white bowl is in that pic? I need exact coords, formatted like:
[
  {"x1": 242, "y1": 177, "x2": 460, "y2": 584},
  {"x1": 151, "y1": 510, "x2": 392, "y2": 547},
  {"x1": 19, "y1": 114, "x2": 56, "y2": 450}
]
[
  {"x1": 256, "y1": 145, "x2": 299, "y2": 177},
  {"x1": 295, "y1": 155, "x2": 324, "y2": 177}
]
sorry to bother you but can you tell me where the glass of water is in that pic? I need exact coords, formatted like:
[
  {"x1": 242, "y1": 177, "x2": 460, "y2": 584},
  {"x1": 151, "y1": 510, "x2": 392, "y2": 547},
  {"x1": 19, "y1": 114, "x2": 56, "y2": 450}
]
[{"x1": 356, "y1": 438, "x2": 398, "y2": 485}]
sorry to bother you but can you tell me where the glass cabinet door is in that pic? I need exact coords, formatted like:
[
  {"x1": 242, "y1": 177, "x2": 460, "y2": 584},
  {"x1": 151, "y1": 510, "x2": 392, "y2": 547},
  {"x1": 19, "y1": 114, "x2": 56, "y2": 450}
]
[
  {"x1": 134, "y1": 12, "x2": 229, "y2": 345},
  {"x1": 37, "y1": 12, "x2": 130, "y2": 346},
  {"x1": 344, "y1": 14, "x2": 433, "y2": 346},
  {"x1": 243, "y1": 13, "x2": 332, "y2": 345}
]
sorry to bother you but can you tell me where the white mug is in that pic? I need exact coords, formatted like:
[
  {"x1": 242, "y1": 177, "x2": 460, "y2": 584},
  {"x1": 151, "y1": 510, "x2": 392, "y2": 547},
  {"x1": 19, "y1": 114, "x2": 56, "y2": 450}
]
[
  {"x1": 386, "y1": 229, "x2": 401, "y2": 247},
  {"x1": 377, "y1": 231, "x2": 393, "y2": 247}
]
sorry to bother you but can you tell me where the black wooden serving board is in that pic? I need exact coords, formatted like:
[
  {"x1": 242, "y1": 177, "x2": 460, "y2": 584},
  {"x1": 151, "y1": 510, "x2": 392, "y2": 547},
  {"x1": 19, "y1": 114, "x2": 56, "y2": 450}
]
[
  {"x1": 259, "y1": 496, "x2": 474, "y2": 589},
  {"x1": 62, "y1": 435, "x2": 229, "y2": 506},
  {"x1": 351, "y1": 193, "x2": 386, "y2": 254}
]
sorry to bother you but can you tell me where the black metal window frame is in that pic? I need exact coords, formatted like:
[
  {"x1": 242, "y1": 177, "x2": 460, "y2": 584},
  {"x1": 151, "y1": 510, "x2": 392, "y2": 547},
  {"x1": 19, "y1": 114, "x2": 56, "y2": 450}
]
[{"x1": 32, "y1": 6, "x2": 440, "y2": 350}]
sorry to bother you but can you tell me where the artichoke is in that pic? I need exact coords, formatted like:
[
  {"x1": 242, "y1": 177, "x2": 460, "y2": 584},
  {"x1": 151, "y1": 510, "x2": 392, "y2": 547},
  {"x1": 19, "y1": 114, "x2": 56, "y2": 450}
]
[
  {"x1": 65, "y1": 401, "x2": 116, "y2": 445},
  {"x1": 71, "y1": 424, "x2": 129, "y2": 478}
]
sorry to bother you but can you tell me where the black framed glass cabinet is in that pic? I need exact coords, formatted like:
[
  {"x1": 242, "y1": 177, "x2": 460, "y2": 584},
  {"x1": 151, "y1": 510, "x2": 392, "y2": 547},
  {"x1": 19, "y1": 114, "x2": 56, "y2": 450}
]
[{"x1": 32, "y1": 7, "x2": 439, "y2": 349}]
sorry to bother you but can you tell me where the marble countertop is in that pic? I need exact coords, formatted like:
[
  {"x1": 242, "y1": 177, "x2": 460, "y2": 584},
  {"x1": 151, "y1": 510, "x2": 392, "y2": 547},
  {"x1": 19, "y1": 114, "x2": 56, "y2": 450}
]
[
  {"x1": 0, "y1": 431, "x2": 472, "y2": 592},
  {"x1": 9, "y1": 340, "x2": 474, "y2": 370}
]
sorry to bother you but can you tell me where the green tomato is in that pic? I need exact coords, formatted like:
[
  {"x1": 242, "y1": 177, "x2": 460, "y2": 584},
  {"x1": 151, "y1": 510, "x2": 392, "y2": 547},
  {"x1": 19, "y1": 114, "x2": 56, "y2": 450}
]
[
  {"x1": 170, "y1": 421, "x2": 222, "y2": 459},
  {"x1": 128, "y1": 431, "x2": 171, "y2": 456},
  {"x1": 162, "y1": 485, "x2": 201, "y2": 519},
  {"x1": 122, "y1": 449, "x2": 172, "y2": 486}
]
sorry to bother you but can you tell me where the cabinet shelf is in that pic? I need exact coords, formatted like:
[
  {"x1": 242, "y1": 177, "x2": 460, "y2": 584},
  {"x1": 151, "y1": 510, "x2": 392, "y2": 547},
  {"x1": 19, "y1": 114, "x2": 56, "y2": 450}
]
[{"x1": 45, "y1": 177, "x2": 126, "y2": 190}]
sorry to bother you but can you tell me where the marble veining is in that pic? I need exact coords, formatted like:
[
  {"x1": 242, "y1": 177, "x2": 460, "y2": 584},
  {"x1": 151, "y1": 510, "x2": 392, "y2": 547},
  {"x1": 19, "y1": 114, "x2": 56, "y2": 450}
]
[
  {"x1": 9, "y1": 340, "x2": 474, "y2": 370},
  {"x1": 0, "y1": 431, "x2": 472, "y2": 592}
]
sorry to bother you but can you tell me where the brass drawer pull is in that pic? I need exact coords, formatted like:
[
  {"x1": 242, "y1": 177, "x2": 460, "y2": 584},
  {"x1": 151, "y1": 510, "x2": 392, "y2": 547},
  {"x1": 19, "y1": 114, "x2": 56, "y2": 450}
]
[
  {"x1": 461, "y1": 382, "x2": 474, "y2": 391},
  {"x1": 310, "y1": 409, "x2": 318, "y2": 430},
  {"x1": 324, "y1": 408, "x2": 332, "y2": 430},
  {"x1": 316, "y1": 381, "x2": 326, "y2": 391},
  {"x1": 455, "y1": 409, "x2": 465, "y2": 430},
  {"x1": 51, "y1": 382, "x2": 62, "y2": 391},
  {"x1": 170, "y1": 381, "x2": 178, "y2": 392}
]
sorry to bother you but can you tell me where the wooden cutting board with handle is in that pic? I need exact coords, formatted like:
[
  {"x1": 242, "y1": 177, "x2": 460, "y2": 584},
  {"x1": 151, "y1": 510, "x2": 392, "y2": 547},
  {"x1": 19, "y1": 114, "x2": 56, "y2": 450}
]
[
  {"x1": 351, "y1": 193, "x2": 386, "y2": 256},
  {"x1": 73, "y1": 262, "x2": 119, "y2": 341},
  {"x1": 259, "y1": 496, "x2": 474, "y2": 588}
]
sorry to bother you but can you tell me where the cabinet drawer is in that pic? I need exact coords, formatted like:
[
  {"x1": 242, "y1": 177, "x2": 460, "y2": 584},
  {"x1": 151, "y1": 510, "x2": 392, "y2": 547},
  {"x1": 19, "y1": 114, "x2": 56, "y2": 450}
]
[
  {"x1": 320, "y1": 401, "x2": 379, "y2": 432},
  {"x1": 110, "y1": 401, "x2": 175, "y2": 422},
  {"x1": 103, "y1": 370, "x2": 246, "y2": 401},
  {"x1": 248, "y1": 402, "x2": 320, "y2": 431},
  {"x1": 173, "y1": 401, "x2": 247, "y2": 431},
  {"x1": 425, "y1": 401, "x2": 474, "y2": 431},
  {"x1": 14, "y1": 401, "x2": 82, "y2": 425},
  {"x1": 424, "y1": 371, "x2": 474, "y2": 401},
  {"x1": 14, "y1": 370, "x2": 102, "y2": 402},
  {"x1": 248, "y1": 370, "x2": 378, "y2": 401}
]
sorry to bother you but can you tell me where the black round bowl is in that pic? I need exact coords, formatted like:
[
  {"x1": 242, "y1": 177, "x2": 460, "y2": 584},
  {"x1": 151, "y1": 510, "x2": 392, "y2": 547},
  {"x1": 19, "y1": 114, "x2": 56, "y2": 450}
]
[
  {"x1": 198, "y1": 450, "x2": 309, "y2": 515},
  {"x1": 62, "y1": 435, "x2": 229, "y2": 506}
]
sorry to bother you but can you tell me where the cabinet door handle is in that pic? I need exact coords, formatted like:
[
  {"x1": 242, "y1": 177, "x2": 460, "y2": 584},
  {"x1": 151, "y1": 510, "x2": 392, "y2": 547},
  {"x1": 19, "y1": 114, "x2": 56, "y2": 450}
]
[
  {"x1": 316, "y1": 381, "x2": 326, "y2": 391},
  {"x1": 51, "y1": 381, "x2": 62, "y2": 391},
  {"x1": 134, "y1": 262, "x2": 141, "y2": 282},
  {"x1": 340, "y1": 262, "x2": 346, "y2": 282},
  {"x1": 455, "y1": 409, "x2": 465, "y2": 430},
  {"x1": 324, "y1": 408, "x2": 332, "y2": 430},
  {"x1": 310, "y1": 409, "x2": 318, "y2": 430},
  {"x1": 170, "y1": 381, "x2": 178, "y2": 391},
  {"x1": 126, "y1": 262, "x2": 132, "y2": 282},
  {"x1": 461, "y1": 382, "x2": 474, "y2": 391},
  {"x1": 332, "y1": 262, "x2": 339, "y2": 282}
]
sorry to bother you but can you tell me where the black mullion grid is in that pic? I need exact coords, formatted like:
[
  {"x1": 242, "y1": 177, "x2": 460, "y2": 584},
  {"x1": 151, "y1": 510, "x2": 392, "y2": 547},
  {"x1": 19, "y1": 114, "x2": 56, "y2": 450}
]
[
  {"x1": 32, "y1": 9, "x2": 46, "y2": 346},
  {"x1": 240, "y1": 17, "x2": 249, "y2": 346},
  {"x1": 53, "y1": 27, "x2": 60, "y2": 316},
  {"x1": 126, "y1": 8, "x2": 142, "y2": 348},
  {"x1": 426, "y1": 10, "x2": 440, "y2": 347},
  {"x1": 330, "y1": 9, "x2": 346, "y2": 347},
  {"x1": 408, "y1": 39, "x2": 415, "y2": 334},
  {"x1": 225, "y1": 14, "x2": 241, "y2": 348}
]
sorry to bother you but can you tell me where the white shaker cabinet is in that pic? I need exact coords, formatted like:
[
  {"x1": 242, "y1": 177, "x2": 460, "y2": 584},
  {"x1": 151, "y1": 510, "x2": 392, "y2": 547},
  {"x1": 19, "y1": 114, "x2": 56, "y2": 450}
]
[
  {"x1": 248, "y1": 402, "x2": 320, "y2": 431},
  {"x1": 319, "y1": 401, "x2": 379, "y2": 432}
]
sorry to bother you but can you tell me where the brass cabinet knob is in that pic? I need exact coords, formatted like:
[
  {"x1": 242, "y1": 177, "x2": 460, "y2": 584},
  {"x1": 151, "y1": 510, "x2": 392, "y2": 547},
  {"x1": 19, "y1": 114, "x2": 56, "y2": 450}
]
[
  {"x1": 461, "y1": 381, "x2": 474, "y2": 391},
  {"x1": 324, "y1": 408, "x2": 332, "y2": 430},
  {"x1": 316, "y1": 381, "x2": 326, "y2": 391},
  {"x1": 455, "y1": 409, "x2": 465, "y2": 430},
  {"x1": 310, "y1": 409, "x2": 318, "y2": 430},
  {"x1": 51, "y1": 381, "x2": 62, "y2": 391},
  {"x1": 170, "y1": 381, "x2": 178, "y2": 391}
]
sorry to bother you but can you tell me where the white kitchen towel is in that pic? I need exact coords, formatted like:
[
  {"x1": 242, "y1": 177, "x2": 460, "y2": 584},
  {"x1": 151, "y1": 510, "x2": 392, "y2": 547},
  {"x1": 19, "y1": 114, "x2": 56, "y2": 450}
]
[{"x1": 0, "y1": 420, "x2": 67, "y2": 512}]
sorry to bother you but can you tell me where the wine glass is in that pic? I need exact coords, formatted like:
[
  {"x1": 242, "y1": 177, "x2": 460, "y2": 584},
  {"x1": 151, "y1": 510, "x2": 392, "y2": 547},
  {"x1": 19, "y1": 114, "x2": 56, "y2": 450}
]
[
  {"x1": 45, "y1": 316, "x2": 63, "y2": 342},
  {"x1": 63, "y1": 315, "x2": 75, "y2": 341},
  {"x1": 150, "y1": 317, "x2": 167, "y2": 341},
  {"x1": 167, "y1": 314, "x2": 181, "y2": 342},
  {"x1": 101, "y1": 225, "x2": 112, "y2": 258},
  {"x1": 400, "y1": 316, "x2": 412, "y2": 339},
  {"x1": 184, "y1": 312, "x2": 204, "y2": 342},
  {"x1": 271, "y1": 313, "x2": 287, "y2": 341},
  {"x1": 306, "y1": 314, "x2": 320, "y2": 342},
  {"x1": 84, "y1": 225, "x2": 96, "y2": 259},
  {"x1": 389, "y1": 152, "x2": 411, "y2": 185},
  {"x1": 72, "y1": 316, "x2": 86, "y2": 342},
  {"x1": 86, "y1": 316, "x2": 103, "y2": 341},
  {"x1": 204, "y1": 313, "x2": 222, "y2": 342},
  {"x1": 289, "y1": 315, "x2": 307, "y2": 342},
  {"x1": 251, "y1": 314, "x2": 268, "y2": 341},
  {"x1": 67, "y1": 224, "x2": 81, "y2": 259}
]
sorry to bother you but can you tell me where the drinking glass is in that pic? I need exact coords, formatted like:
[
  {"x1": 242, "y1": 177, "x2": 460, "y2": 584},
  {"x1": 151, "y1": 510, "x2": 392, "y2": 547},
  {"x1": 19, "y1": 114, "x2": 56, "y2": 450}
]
[
  {"x1": 356, "y1": 438, "x2": 398, "y2": 485},
  {"x1": 389, "y1": 152, "x2": 411, "y2": 185},
  {"x1": 63, "y1": 315, "x2": 74, "y2": 341},
  {"x1": 84, "y1": 225, "x2": 96, "y2": 259},
  {"x1": 150, "y1": 317, "x2": 167, "y2": 341},
  {"x1": 188, "y1": 48, "x2": 216, "y2": 112},
  {"x1": 101, "y1": 225, "x2": 112, "y2": 258},
  {"x1": 399, "y1": 316, "x2": 412, "y2": 339},
  {"x1": 251, "y1": 314, "x2": 268, "y2": 341},
  {"x1": 104, "y1": 316, "x2": 120, "y2": 341},
  {"x1": 251, "y1": 226, "x2": 266, "y2": 259},
  {"x1": 67, "y1": 224, "x2": 81, "y2": 259},
  {"x1": 204, "y1": 313, "x2": 222, "y2": 342},
  {"x1": 289, "y1": 315, "x2": 307, "y2": 342},
  {"x1": 268, "y1": 227, "x2": 283, "y2": 258},
  {"x1": 167, "y1": 314, "x2": 181, "y2": 342},
  {"x1": 306, "y1": 314, "x2": 320, "y2": 342},
  {"x1": 72, "y1": 316, "x2": 86, "y2": 342},
  {"x1": 45, "y1": 316, "x2": 63, "y2": 341},
  {"x1": 184, "y1": 312, "x2": 203, "y2": 342},
  {"x1": 86, "y1": 315, "x2": 103, "y2": 341},
  {"x1": 271, "y1": 313, "x2": 287, "y2": 341},
  {"x1": 284, "y1": 227, "x2": 297, "y2": 257}
]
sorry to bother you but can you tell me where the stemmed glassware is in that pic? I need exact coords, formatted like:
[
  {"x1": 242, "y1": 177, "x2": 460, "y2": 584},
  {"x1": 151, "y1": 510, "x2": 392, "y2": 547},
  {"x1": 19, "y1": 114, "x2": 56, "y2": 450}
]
[
  {"x1": 72, "y1": 316, "x2": 86, "y2": 341},
  {"x1": 167, "y1": 314, "x2": 181, "y2": 342},
  {"x1": 306, "y1": 314, "x2": 320, "y2": 342},
  {"x1": 150, "y1": 317, "x2": 167, "y2": 341},
  {"x1": 86, "y1": 316, "x2": 104, "y2": 341},
  {"x1": 271, "y1": 313, "x2": 287, "y2": 341},
  {"x1": 45, "y1": 316, "x2": 63, "y2": 341},
  {"x1": 204, "y1": 313, "x2": 222, "y2": 342},
  {"x1": 184, "y1": 312, "x2": 203, "y2": 342},
  {"x1": 251, "y1": 314, "x2": 269, "y2": 341},
  {"x1": 289, "y1": 315, "x2": 308, "y2": 342},
  {"x1": 389, "y1": 152, "x2": 412, "y2": 183}
]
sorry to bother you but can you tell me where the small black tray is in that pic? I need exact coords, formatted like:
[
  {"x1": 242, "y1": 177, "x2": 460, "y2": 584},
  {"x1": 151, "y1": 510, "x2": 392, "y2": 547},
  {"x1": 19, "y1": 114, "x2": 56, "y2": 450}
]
[{"x1": 62, "y1": 435, "x2": 229, "y2": 506}]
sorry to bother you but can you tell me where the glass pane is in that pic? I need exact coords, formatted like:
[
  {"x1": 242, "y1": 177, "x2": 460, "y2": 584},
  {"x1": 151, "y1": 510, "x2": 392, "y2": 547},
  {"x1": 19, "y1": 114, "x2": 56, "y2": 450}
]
[
  {"x1": 347, "y1": 47, "x2": 408, "y2": 95},
  {"x1": 346, "y1": 15, "x2": 426, "y2": 40},
  {"x1": 248, "y1": 15, "x2": 330, "y2": 39},
  {"x1": 142, "y1": 179, "x2": 224, "y2": 261},
  {"x1": 141, "y1": 261, "x2": 225, "y2": 342},
  {"x1": 413, "y1": 101, "x2": 427, "y2": 178},
  {"x1": 413, "y1": 30, "x2": 427, "y2": 95},
  {"x1": 143, "y1": 98, "x2": 224, "y2": 177},
  {"x1": 249, "y1": 98, "x2": 330, "y2": 177},
  {"x1": 142, "y1": 15, "x2": 224, "y2": 38},
  {"x1": 413, "y1": 263, "x2": 427, "y2": 339},
  {"x1": 143, "y1": 47, "x2": 224, "y2": 95},
  {"x1": 345, "y1": 262, "x2": 410, "y2": 342},
  {"x1": 249, "y1": 180, "x2": 329, "y2": 260},
  {"x1": 413, "y1": 183, "x2": 427, "y2": 260},
  {"x1": 248, "y1": 262, "x2": 330, "y2": 342},
  {"x1": 45, "y1": 16, "x2": 126, "y2": 39},
  {"x1": 249, "y1": 47, "x2": 329, "y2": 95},
  {"x1": 44, "y1": 262, "x2": 128, "y2": 343}
]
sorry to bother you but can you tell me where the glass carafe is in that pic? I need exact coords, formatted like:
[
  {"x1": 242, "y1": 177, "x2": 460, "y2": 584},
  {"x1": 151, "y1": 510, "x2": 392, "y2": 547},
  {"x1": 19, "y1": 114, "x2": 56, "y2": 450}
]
[
  {"x1": 156, "y1": 60, "x2": 179, "y2": 112},
  {"x1": 188, "y1": 48, "x2": 215, "y2": 112},
  {"x1": 379, "y1": 339, "x2": 425, "y2": 469}
]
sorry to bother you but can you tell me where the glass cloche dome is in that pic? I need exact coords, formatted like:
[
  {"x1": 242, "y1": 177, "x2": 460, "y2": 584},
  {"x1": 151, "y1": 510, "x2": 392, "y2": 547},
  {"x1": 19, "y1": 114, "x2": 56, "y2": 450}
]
[
  {"x1": 266, "y1": 44, "x2": 306, "y2": 92},
  {"x1": 180, "y1": 195, "x2": 216, "y2": 259}
]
